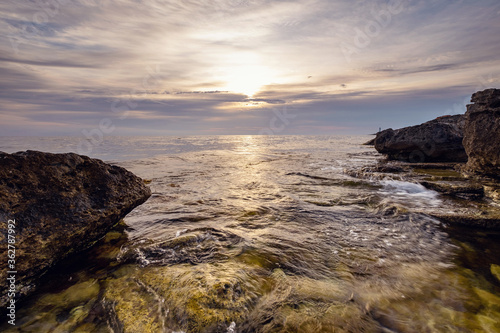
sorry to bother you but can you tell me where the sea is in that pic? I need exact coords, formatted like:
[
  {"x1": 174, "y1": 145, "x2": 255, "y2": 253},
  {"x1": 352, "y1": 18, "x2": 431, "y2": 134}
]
[{"x1": 1, "y1": 135, "x2": 499, "y2": 332}]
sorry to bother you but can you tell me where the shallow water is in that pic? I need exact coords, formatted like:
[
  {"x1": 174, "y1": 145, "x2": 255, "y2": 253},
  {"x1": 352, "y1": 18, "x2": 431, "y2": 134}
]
[{"x1": 1, "y1": 136, "x2": 500, "y2": 332}]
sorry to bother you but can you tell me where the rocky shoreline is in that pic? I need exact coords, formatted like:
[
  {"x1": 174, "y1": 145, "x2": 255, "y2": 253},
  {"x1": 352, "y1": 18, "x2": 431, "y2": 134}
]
[
  {"x1": 374, "y1": 114, "x2": 467, "y2": 163},
  {"x1": 0, "y1": 90, "x2": 498, "y2": 329},
  {"x1": 372, "y1": 89, "x2": 500, "y2": 177},
  {"x1": 367, "y1": 89, "x2": 500, "y2": 229},
  {"x1": 0, "y1": 151, "x2": 151, "y2": 308}
]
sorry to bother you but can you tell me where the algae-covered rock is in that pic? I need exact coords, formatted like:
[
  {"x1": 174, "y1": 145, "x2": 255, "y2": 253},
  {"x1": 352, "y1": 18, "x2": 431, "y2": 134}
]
[
  {"x1": 428, "y1": 212, "x2": 500, "y2": 230},
  {"x1": 240, "y1": 268, "x2": 379, "y2": 333},
  {"x1": 118, "y1": 227, "x2": 243, "y2": 267},
  {"x1": 491, "y1": 264, "x2": 500, "y2": 283},
  {"x1": 104, "y1": 273, "x2": 162, "y2": 333},
  {"x1": 420, "y1": 180, "x2": 484, "y2": 199},
  {"x1": 104, "y1": 262, "x2": 267, "y2": 332},
  {"x1": 2, "y1": 280, "x2": 101, "y2": 332},
  {"x1": 0, "y1": 150, "x2": 151, "y2": 307},
  {"x1": 355, "y1": 264, "x2": 499, "y2": 333}
]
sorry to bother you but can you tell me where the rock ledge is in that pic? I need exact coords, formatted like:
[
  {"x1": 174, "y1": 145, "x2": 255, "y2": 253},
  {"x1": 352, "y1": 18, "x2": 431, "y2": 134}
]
[{"x1": 374, "y1": 115, "x2": 467, "y2": 163}]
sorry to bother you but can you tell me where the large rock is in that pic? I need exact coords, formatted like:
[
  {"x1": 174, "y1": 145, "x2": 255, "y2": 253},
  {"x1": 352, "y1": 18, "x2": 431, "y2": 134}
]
[
  {"x1": 374, "y1": 115, "x2": 467, "y2": 162},
  {"x1": 463, "y1": 89, "x2": 500, "y2": 179},
  {"x1": 0, "y1": 151, "x2": 151, "y2": 307}
]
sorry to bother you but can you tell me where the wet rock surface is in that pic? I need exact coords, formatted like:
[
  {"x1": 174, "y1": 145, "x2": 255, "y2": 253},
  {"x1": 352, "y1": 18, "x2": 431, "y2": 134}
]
[
  {"x1": 352, "y1": 160, "x2": 500, "y2": 229},
  {"x1": 463, "y1": 89, "x2": 500, "y2": 179},
  {"x1": 374, "y1": 115, "x2": 467, "y2": 162},
  {"x1": 419, "y1": 180, "x2": 484, "y2": 200},
  {"x1": 0, "y1": 150, "x2": 151, "y2": 307}
]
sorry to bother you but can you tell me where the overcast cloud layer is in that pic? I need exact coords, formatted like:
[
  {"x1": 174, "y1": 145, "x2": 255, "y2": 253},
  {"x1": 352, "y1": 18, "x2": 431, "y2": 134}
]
[{"x1": 1, "y1": 0, "x2": 499, "y2": 136}]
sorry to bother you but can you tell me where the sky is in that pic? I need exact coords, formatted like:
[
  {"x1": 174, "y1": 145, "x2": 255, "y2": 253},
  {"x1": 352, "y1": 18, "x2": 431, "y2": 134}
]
[{"x1": 1, "y1": 0, "x2": 499, "y2": 136}]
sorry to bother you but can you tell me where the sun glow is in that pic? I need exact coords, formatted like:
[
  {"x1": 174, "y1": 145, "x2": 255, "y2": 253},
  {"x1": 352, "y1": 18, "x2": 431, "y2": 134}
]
[{"x1": 219, "y1": 52, "x2": 277, "y2": 97}]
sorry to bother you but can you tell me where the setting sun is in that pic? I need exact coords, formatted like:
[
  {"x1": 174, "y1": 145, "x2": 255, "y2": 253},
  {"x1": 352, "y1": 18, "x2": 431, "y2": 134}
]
[
  {"x1": 224, "y1": 65, "x2": 269, "y2": 97},
  {"x1": 2, "y1": 1, "x2": 500, "y2": 332},
  {"x1": 219, "y1": 52, "x2": 276, "y2": 97}
]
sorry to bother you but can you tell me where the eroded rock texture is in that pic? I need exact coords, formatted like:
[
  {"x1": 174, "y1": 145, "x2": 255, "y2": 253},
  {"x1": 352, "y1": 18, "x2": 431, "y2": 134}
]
[
  {"x1": 463, "y1": 89, "x2": 500, "y2": 179},
  {"x1": 374, "y1": 115, "x2": 467, "y2": 163},
  {"x1": 0, "y1": 150, "x2": 151, "y2": 307}
]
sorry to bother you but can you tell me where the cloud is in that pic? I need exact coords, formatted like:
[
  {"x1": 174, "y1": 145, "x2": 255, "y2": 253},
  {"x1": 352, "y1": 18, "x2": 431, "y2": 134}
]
[{"x1": 0, "y1": 0, "x2": 500, "y2": 136}]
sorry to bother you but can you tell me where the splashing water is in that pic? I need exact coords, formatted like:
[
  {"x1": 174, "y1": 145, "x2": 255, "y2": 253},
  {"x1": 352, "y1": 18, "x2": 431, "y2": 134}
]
[{"x1": 1, "y1": 135, "x2": 499, "y2": 333}]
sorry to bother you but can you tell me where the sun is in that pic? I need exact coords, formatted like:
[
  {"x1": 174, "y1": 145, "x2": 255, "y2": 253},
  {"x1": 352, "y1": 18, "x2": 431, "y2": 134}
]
[
  {"x1": 225, "y1": 65, "x2": 270, "y2": 97},
  {"x1": 219, "y1": 52, "x2": 276, "y2": 98}
]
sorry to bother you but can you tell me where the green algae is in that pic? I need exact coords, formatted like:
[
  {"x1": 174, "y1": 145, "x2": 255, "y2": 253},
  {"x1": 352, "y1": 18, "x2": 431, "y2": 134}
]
[
  {"x1": 37, "y1": 279, "x2": 100, "y2": 308},
  {"x1": 4, "y1": 245, "x2": 500, "y2": 333},
  {"x1": 3, "y1": 280, "x2": 100, "y2": 333},
  {"x1": 104, "y1": 262, "x2": 268, "y2": 332},
  {"x1": 104, "y1": 275, "x2": 162, "y2": 333},
  {"x1": 353, "y1": 263, "x2": 500, "y2": 333},
  {"x1": 474, "y1": 287, "x2": 500, "y2": 312},
  {"x1": 491, "y1": 264, "x2": 500, "y2": 283},
  {"x1": 413, "y1": 168, "x2": 463, "y2": 180}
]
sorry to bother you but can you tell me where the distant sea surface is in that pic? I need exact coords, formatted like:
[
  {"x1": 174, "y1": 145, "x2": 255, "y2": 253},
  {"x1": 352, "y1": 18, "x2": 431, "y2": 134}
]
[
  {"x1": 1, "y1": 135, "x2": 365, "y2": 162},
  {"x1": 1, "y1": 135, "x2": 499, "y2": 332}
]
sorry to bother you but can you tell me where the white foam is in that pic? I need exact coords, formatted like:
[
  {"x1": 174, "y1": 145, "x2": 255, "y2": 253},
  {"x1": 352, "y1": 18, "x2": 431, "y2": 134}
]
[
  {"x1": 175, "y1": 229, "x2": 188, "y2": 238},
  {"x1": 227, "y1": 322, "x2": 236, "y2": 333},
  {"x1": 379, "y1": 180, "x2": 441, "y2": 207}
]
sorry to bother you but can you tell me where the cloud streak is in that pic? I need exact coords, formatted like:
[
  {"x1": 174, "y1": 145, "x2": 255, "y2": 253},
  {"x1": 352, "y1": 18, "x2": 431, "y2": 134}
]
[{"x1": 1, "y1": 0, "x2": 499, "y2": 136}]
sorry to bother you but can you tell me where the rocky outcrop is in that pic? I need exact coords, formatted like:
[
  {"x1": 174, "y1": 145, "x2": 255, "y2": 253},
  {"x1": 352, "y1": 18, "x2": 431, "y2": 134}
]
[
  {"x1": 463, "y1": 89, "x2": 500, "y2": 179},
  {"x1": 420, "y1": 180, "x2": 484, "y2": 200},
  {"x1": 0, "y1": 151, "x2": 151, "y2": 307},
  {"x1": 374, "y1": 115, "x2": 467, "y2": 162}
]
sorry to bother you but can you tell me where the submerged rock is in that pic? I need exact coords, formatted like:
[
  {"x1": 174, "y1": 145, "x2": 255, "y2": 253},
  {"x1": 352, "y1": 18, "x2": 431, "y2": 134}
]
[
  {"x1": 0, "y1": 150, "x2": 151, "y2": 307},
  {"x1": 427, "y1": 212, "x2": 500, "y2": 230},
  {"x1": 374, "y1": 115, "x2": 467, "y2": 162},
  {"x1": 463, "y1": 89, "x2": 500, "y2": 179},
  {"x1": 118, "y1": 227, "x2": 243, "y2": 267}
]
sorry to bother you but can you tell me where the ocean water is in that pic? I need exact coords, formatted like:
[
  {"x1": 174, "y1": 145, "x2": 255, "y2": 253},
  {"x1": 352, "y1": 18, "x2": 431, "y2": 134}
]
[{"x1": 1, "y1": 136, "x2": 499, "y2": 332}]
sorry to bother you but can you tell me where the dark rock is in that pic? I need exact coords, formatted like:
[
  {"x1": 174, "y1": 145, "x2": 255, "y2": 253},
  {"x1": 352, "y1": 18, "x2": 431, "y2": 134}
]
[
  {"x1": 407, "y1": 163, "x2": 459, "y2": 170},
  {"x1": 373, "y1": 165, "x2": 405, "y2": 173},
  {"x1": 428, "y1": 213, "x2": 500, "y2": 230},
  {"x1": 374, "y1": 115, "x2": 467, "y2": 163},
  {"x1": 420, "y1": 181, "x2": 484, "y2": 200},
  {"x1": 0, "y1": 150, "x2": 151, "y2": 307},
  {"x1": 463, "y1": 89, "x2": 500, "y2": 179}
]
